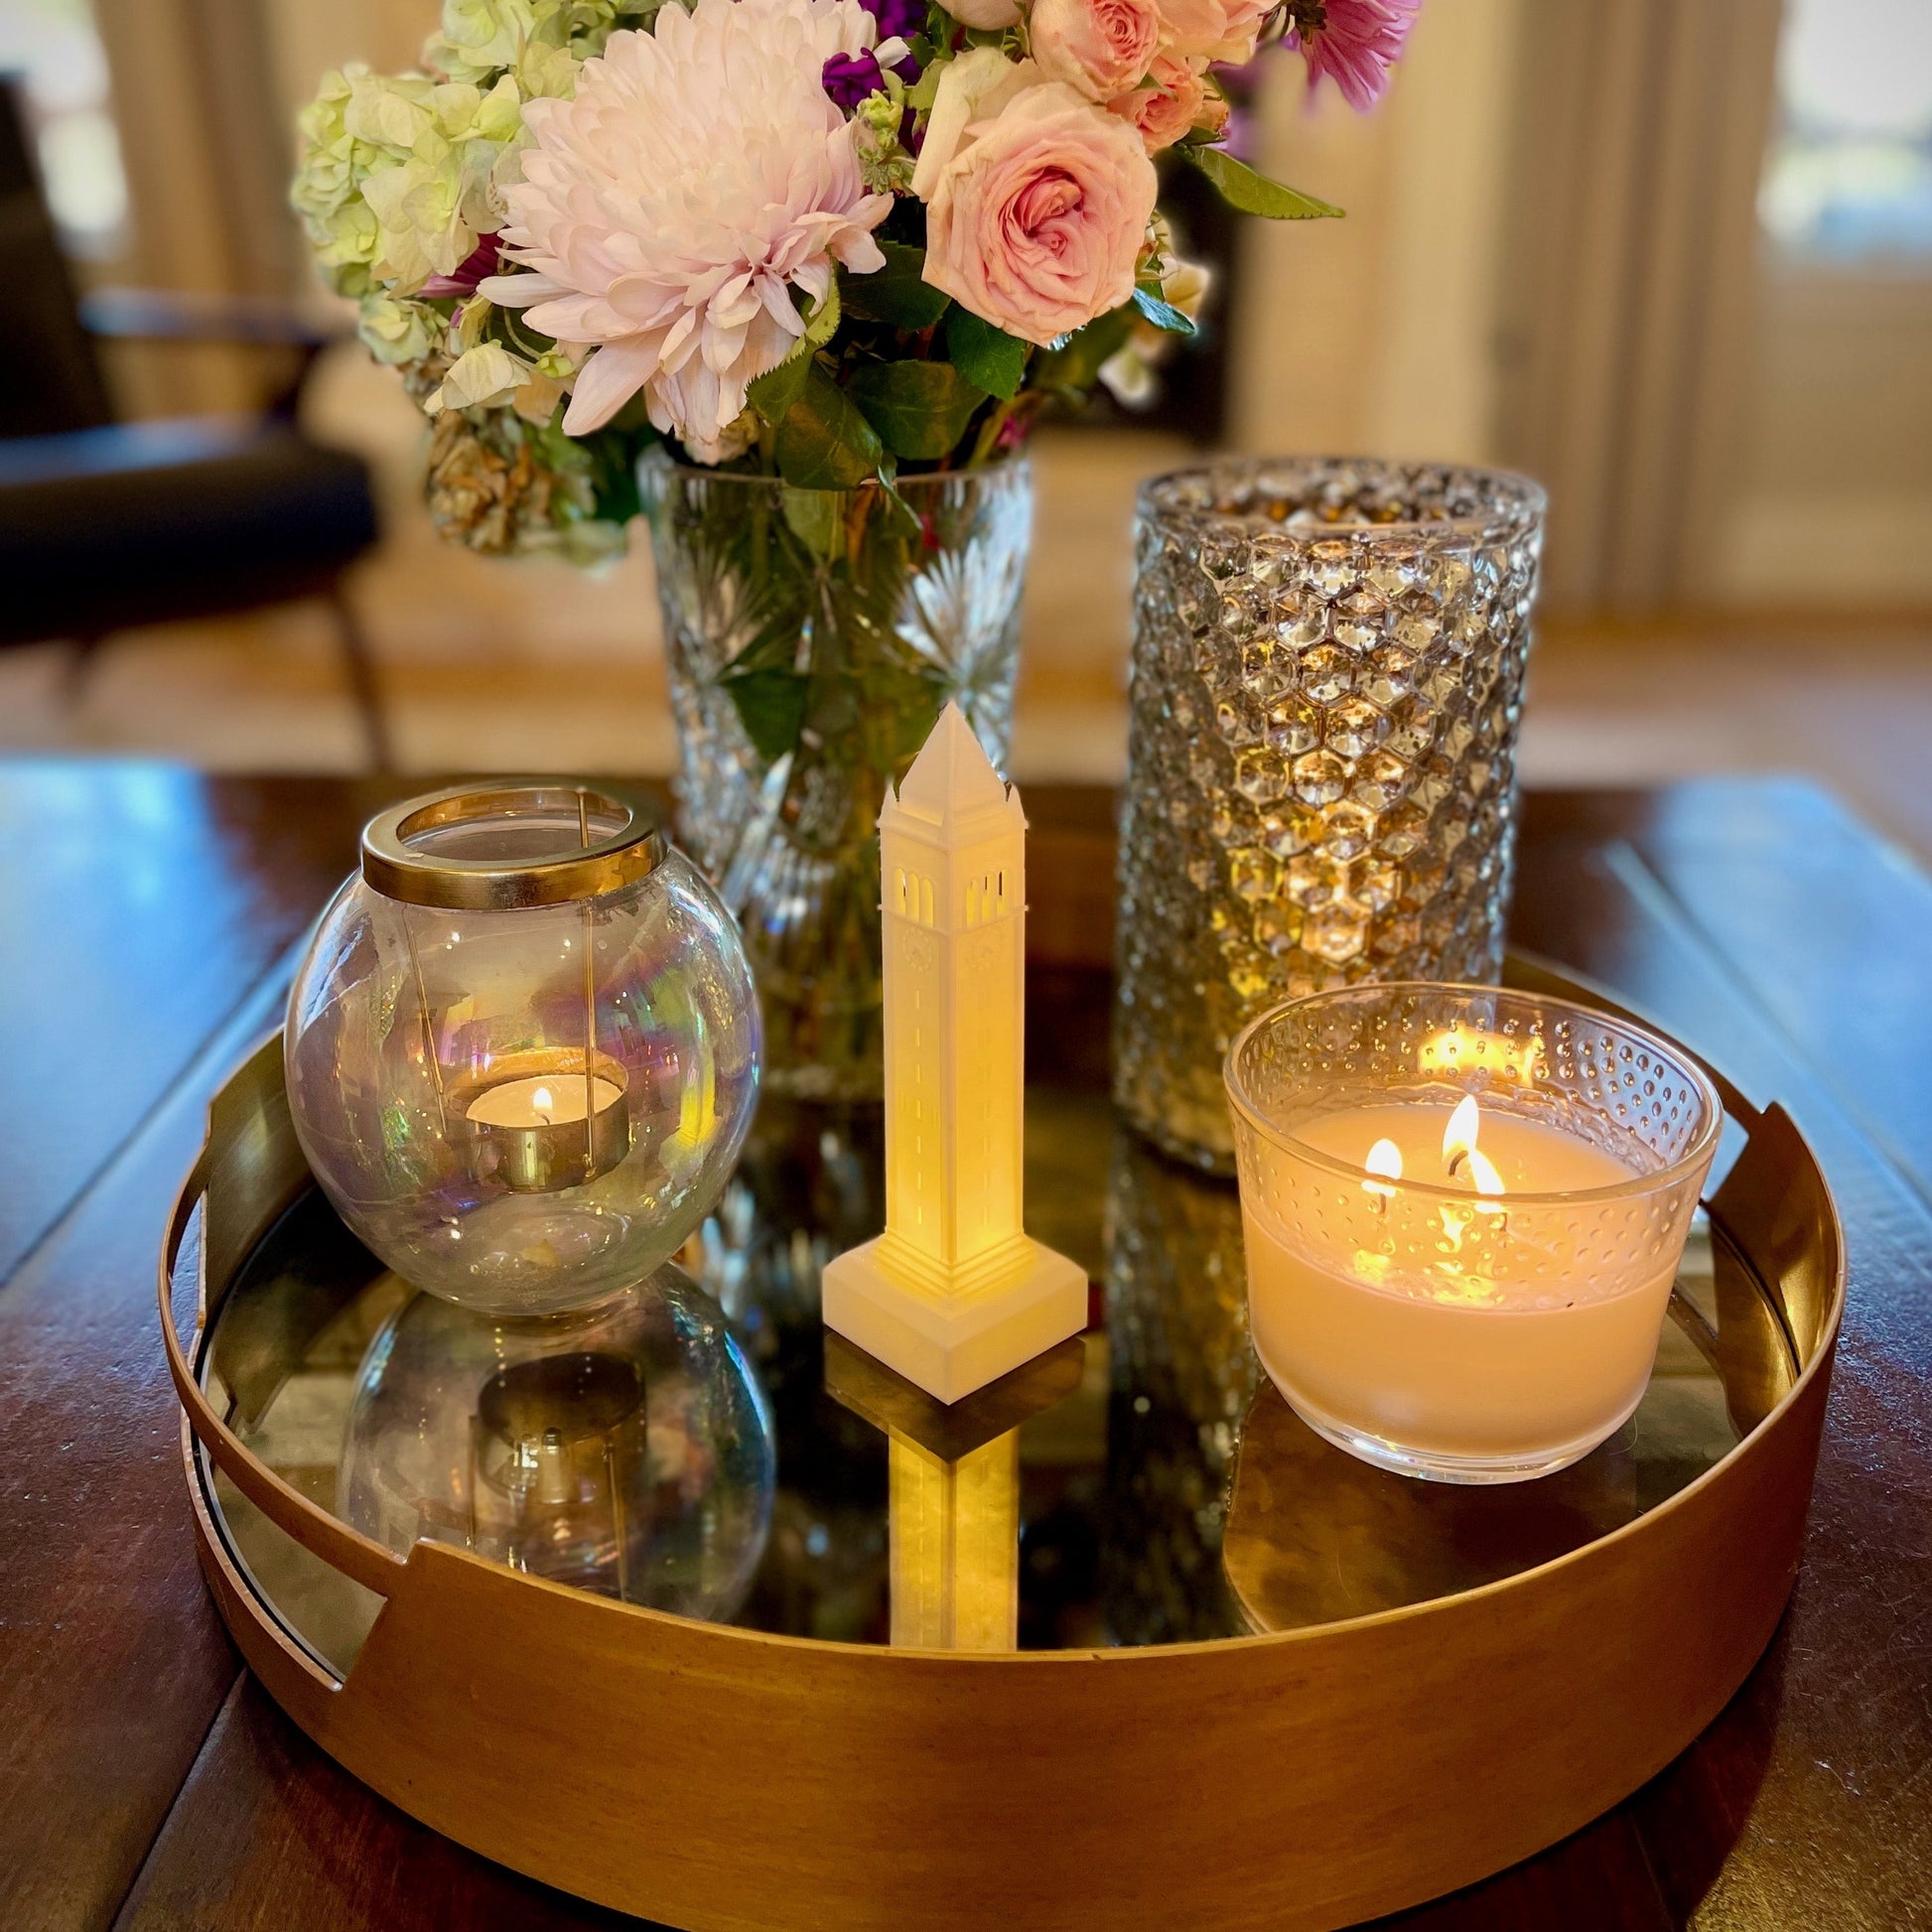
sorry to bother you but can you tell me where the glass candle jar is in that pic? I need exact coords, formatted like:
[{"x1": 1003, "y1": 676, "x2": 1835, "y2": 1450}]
[
  {"x1": 1224, "y1": 983, "x2": 1722, "y2": 1483},
  {"x1": 1115, "y1": 458, "x2": 1547, "y2": 1170},
  {"x1": 286, "y1": 782, "x2": 759, "y2": 1316}
]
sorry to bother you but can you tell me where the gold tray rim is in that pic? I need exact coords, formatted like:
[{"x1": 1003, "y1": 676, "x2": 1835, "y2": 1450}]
[{"x1": 160, "y1": 952, "x2": 1847, "y2": 1932}]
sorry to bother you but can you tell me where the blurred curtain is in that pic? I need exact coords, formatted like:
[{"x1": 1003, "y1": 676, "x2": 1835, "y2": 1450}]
[
  {"x1": 92, "y1": 0, "x2": 298, "y2": 413},
  {"x1": 1231, "y1": 0, "x2": 1525, "y2": 470},
  {"x1": 1492, "y1": 0, "x2": 1783, "y2": 614}
]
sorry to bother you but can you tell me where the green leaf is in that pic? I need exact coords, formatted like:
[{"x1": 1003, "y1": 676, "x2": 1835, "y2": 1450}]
[
  {"x1": 1179, "y1": 145, "x2": 1344, "y2": 220},
  {"x1": 749, "y1": 351, "x2": 811, "y2": 424},
  {"x1": 780, "y1": 483, "x2": 842, "y2": 560},
  {"x1": 841, "y1": 239, "x2": 951, "y2": 331},
  {"x1": 585, "y1": 430, "x2": 650, "y2": 523},
  {"x1": 1132, "y1": 284, "x2": 1198, "y2": 338},
  {"x1": 872, "y1": 453, "x2": 923, "y2": 540},
  {"x1": 800, "y1": 278, "x2": 843, "y2": 350},
  {"x1": 747, "y1": 281, "x2": 841, "y2": 422},
  {"x1": 772, "y1": 364, "x2": 885, "y2": 488},
  {"x1": 848, "y1": 359, "x2": 987, "y2": 461},
  {"x1": 945, "y1": 307, "x2": 1029, "y2": 400},
  {"x1": 720, "y1": 664, "x2": 811, "y2": 763}
]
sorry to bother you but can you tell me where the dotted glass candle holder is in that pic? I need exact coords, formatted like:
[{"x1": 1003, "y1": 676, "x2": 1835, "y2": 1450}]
[
  {"x1": 1224, "y1": 983, "x2": 1723, "y2": 1484},
  {"x1": 1114, "y1": 458, "x2": 1547, "y2": 1170}
]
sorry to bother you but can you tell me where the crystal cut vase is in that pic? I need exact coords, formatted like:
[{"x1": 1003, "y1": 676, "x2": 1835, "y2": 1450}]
[
  {"x1": 1113, "y1": 458, "x2": 1547, "y2": 1168},
  {"x1": 641, "y1": 455, "x2": 1032, "y2": 1099}
]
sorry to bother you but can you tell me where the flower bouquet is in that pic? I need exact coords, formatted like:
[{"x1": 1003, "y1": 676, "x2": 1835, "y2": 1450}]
[{"x1": 294, "y1": 0, "x2": 1417, "y2": 1090}]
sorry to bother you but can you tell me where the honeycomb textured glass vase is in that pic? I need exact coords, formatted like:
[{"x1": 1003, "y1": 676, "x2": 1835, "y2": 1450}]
[
  {"x1": 641, "y1": 455, "x2": 1031, "y2": 1100},
  {"x1": 1113, "y1": 459, "x2": 1547, "y2": 1169}
]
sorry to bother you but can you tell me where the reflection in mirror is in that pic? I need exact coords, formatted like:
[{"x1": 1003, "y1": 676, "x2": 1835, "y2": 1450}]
[
  {"x1": 890, "y1": 1434, "x2": 1022, "y2": 1650},
  {"x1": 201, "y1": 1190, "x2": 775, "y2": 1673},
  {"x1": 1224, "y1": 1216, "x2": 1797, "y2": 1632},
  {"x1": 1101, "y1": 1130, "x2": 1255, "y2": 1643},
  {"x1": 339, "y1": 1268, "x2": 775, "y2": 1618},
  {"x1": 193, "y1": 1045, "x2": 1800, "y2": 1668},
  {"x1": 827, "y1": 1332, "x2": 1085, "y2": 1649},
  {"x1": 692, "y1": 1095, "x2": 895, "y2": 1643}
]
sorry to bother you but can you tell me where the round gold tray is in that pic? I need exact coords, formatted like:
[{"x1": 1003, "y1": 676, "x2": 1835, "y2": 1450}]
[{"x1": 160, "y1": 959, "x2": 1843, "y2": 1931}]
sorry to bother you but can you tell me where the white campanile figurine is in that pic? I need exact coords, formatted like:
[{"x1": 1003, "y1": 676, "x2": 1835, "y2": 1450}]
[{"x1": 822, "y1": 704, "x2": 1087, "y2": 1403}]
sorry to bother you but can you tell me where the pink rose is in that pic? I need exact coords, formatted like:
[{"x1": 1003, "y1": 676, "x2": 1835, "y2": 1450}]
[
  {"x1": 1107, "y1": 53, "x2": 1207, "y2": 152},
  {"x1": 1152, "y1": 0, "x2": 1270, "y2": 63},
  {"x1": 1032, "y1": 0, "x2": 1161, "y2": 102},
  {"x1": 923, "y1": 82, "x2": 1158, "y2": 346}
]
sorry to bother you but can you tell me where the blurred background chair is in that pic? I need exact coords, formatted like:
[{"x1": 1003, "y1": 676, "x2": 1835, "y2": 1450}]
[{"x1": 0, "y1": 79, "x2": 390, "y2": 768}]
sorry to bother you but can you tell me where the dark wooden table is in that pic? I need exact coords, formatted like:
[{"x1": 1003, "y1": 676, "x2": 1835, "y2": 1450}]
[{"x1": 2, "y1": 762, "x2": 1929, "y2": 1932}]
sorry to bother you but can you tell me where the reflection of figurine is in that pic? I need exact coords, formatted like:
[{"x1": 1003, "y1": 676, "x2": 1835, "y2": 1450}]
[
  {"x1": 340, "y1": 1264, "x2": 773, "y2": 1620},
  {"x1": 827, "y1": 1331, "x2": 1084, "y2": 1649},
  {"x1": 1101, "y1": 1129, "x2": 1256, "y2": 1644},
  {"x1": 824, "y1": 706, "x2": 1086, "y2": 1403}
]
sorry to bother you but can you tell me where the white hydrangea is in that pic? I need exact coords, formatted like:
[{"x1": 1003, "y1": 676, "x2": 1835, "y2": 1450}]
[{"x1": 357, "y1": 291, "x2": 441, "y2": 364}]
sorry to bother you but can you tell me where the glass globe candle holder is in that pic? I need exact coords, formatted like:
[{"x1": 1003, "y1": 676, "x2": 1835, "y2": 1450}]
[
  {"x1": 286, "y1": 781, "x2": 760, "y2": 1316},
  {"x1": 1224, "y1": 983, "x2": 1723, "y2": 1483}
]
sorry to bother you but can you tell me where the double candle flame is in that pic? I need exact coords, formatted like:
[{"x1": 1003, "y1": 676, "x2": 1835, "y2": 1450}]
[{"x1": 1359, "y1": 1094, "x2": 1508, "y2": 1203}]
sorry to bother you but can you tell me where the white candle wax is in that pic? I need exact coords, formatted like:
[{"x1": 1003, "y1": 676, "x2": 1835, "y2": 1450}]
[
  {"x1": 1244, "y1": 1101, "x2": 1675, "y2": 1468},
  {"x1": 465, "y1": 1073, "x2": 624, "y2": 1130}
]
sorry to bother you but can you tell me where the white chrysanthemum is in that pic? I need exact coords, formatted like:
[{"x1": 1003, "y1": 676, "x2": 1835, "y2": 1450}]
[{"x1": 480, "y1": 0, "x2": 892, "y2": 459}]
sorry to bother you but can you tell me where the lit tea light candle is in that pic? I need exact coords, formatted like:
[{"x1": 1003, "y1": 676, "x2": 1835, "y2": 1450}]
[
  {"x1": 1226, "y1": 986, "x2": 1722, "y2": 1483},
  {"x1": 455, "y1": 1050, "x2": 632, "y2": 1194},
  {"x1": 465, "y1": 1074, "x2": 625, "y2": 1130}
]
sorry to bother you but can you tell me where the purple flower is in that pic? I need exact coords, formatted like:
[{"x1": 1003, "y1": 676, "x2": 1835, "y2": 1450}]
[
  {"x1": 1285, "y1": 0, "x2": 1420, "y2": 112},
  {"x1": 863, "y1": 0, "x2": 926, "y2": 43},
  {"x1": 420, "y1": 232, "x2": 504, "y2": 299},
  {"x1": 822, "y1": 49, "x2": 885, "y2": 111}
]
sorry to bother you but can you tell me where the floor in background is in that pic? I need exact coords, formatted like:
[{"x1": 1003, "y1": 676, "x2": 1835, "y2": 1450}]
[{"x1": 2, "y1": 350, "x2": 1926, "y2": 861}]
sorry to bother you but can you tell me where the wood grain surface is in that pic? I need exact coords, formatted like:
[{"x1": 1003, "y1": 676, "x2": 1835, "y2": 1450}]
[{"x1": 1, "y1": 767, "x2": 1928, "y2": 1931}]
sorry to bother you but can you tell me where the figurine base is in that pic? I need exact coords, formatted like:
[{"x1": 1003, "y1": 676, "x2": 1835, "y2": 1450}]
[{"x1": 822, "y1": 1234, "x2": 1088, "y2": 1405}]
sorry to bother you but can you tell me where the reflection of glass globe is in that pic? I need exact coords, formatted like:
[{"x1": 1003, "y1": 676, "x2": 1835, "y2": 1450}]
[
  {"x1": 339, "y1": 1265, "x2": 775, "y2": 1620},
  {"x1": 285, "y1": 784, "x2": 759, "y2": 1316}
]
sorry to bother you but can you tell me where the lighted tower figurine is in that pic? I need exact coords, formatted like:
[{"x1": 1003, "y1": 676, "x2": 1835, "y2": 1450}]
[{"x1": 822, "y1": 705, "x2": 1087, "y2": 1404}]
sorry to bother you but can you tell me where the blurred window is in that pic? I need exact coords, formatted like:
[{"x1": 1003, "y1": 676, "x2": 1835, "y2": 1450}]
[
  {"x1": 0, "y1": 0, "x2": 128, "y2": 257},
  {"x1": 1760, "y1": 0, "x2": 1932, "y2": 263}
]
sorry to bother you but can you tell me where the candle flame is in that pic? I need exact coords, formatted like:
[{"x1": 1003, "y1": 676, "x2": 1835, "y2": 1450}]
[
  {"x1": 1362, "y1": 1136, "x2": 1402, "y2": 1201},
  {"x1": 532, "y1": 1084, "x2": 555, "y2": 1123},
  {"x1": 1466, "y1": 1146, "x2": 1507, "y2": 1197},
  {"x1": 1443, "y1": 1095, "x2": 1508, "y2": 1201}
]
